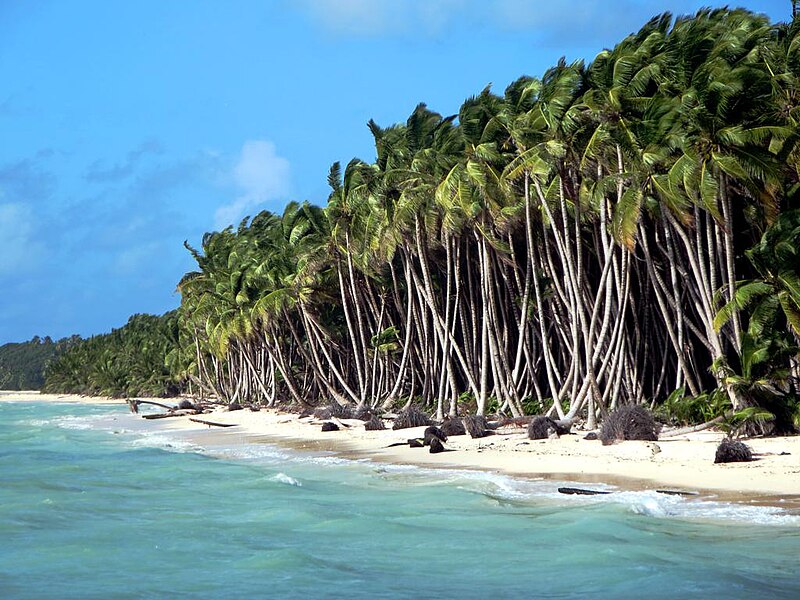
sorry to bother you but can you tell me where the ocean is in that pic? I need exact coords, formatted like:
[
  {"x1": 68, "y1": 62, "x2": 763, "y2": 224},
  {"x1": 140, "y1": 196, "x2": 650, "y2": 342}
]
[{"x1": 1, "y1": 399, "x2": 799, "y2": 599}]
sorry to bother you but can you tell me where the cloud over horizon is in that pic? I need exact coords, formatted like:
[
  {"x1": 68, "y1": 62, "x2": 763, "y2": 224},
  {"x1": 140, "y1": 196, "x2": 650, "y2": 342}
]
[
  {"x1": 294, "y1": 0, "x2": 722, "y2": 43},
  {"x1": 214, "y1": 140, "x2": 291, "y2": 230},
  {"x1": 84, "y1": 139, "x2": 165, "y2": 183},
  {"x1": 0, "y1": 202, "x2": 44, "y2": 277}
]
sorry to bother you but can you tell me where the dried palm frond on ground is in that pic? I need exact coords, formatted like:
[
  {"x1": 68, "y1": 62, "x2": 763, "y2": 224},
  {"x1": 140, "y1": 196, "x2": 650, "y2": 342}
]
[
  {"x1": 464, "y1": 415, "x2": 489, "y2": 438},
  {"x1": 423, "y1": 426, "x2": 447, "y2": 446},
  {"x1": 528, "y1": 416, "x2": 559, "y2": 440},
  {"x1": 314, "y1": 403, "x2": 353, "y2": 420},
  {"x1": 600, "y1": 405, "x2": 660, "y2": 445},
  {"x1": 313, "y1": 406, "x2": 332, "y2": 419},
  {"x1": 429, "y1": 437, "x2": 445, "y2": 453},
  {"x1": 714, "y1": 438, "x2": 753, "y2": 463},
  {"x1": 331, "y1": 403, "x2": 353, "y2": 419},
  {"x1": 392, "y1": 406, "x2": 432, "y2": 430},
  {"x1": 352, "y1": 405, "x2": 374, "y2": 421},
  {"x1": 364, "y1": 414, "x2": 386, "y2": 431},
  {"x1": 441, "y1": 417, "x2": 466, "y2": 437}
]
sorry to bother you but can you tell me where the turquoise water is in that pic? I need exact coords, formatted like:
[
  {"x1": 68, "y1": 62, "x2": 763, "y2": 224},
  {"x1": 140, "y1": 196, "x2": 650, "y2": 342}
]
[{"x1": 1, "y1": 401, "x2": 799, "y2": 599}]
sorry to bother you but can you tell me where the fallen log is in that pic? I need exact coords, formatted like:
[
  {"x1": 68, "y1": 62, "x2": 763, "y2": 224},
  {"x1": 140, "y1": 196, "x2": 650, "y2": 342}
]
[
  {"x1": 558, "y1": 487, "x2": 698, "y2": 496},
  {"x1": 558, "y1": 487, "x2": 611, "y2": 496},
  {"x1": 128, "y1": 399, "x2": 176, "y2": 413},
  {"x1": 142, "y1": 412, "x2": 182, "y2": 420},
  {"x1": 189, "y1": 417, "x2": 237, "y2": 428},
  {"x1": 660, "y1": 416, "x2": 725, "y2": 437}
]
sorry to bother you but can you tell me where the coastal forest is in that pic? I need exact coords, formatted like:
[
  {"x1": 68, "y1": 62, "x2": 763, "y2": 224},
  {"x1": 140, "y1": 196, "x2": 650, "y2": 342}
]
[
  {"x1": 0, "y1": 336, "x2": 79, "y2": 390},
  {"x1": 42, "y1": 8, "x2": 800, "y2": 433}
]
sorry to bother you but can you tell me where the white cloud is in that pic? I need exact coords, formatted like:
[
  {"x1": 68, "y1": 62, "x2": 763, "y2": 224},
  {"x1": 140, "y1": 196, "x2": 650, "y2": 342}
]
[
  {"x1": 214, "y1": 140, "x2": 291, "y2": 230},
  {"x1": 296, "y1": 0, "x2": 465, "y2": 36},
  {"x1": 114, "y1": 241, "x2": 161, "y2": 275},
  {"x1": 295, "y1": 0, "x2": 677, "y2": 41},
  {"x1": 0, "y1": 202, "x2": 44, "y2": 276},
  {"x1": 85, "y1": 138, "x2": 164, "y2": 183},
  {"x1": 491, "y1": 0, "x2": 648, "y2": 36}
]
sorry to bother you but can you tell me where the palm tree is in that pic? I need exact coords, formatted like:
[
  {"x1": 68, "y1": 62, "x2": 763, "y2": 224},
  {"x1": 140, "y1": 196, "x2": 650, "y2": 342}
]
[{"x1": 82, "y1": 6, "x2": 793, "y2": 435}]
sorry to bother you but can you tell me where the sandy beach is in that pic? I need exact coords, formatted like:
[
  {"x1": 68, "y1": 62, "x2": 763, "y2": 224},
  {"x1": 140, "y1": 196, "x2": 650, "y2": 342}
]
[
  {"x1": 5, "y1": 391, "x2": 800, "y2": 506},
  {"x1": 0, "y1": 390, "x2": 125, "y2": 405}
]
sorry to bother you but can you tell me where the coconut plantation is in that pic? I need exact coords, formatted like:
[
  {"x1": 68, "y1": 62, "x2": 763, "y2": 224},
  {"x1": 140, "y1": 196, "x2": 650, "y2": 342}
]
[{"x1": 36, "y1": 8, "x2": 800, "y2": 437}]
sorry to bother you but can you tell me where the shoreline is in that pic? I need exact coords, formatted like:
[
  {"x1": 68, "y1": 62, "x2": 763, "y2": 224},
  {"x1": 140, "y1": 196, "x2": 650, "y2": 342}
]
[{"x1": 4, "y1": 391, "x2": 800, "y2": 509}]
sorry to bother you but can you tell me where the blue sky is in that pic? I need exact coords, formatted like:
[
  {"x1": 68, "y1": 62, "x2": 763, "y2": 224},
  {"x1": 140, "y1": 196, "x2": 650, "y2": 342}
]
[{"x1": 0, "y1": 0, "x2": 787, "y2": 343}]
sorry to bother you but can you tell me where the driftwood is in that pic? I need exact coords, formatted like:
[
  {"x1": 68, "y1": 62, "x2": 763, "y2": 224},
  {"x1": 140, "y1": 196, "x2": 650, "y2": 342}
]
[
  {"x1": 559, "y1": 487, "x2": 611, "y2": 496},
  {"x1": 655, "y1": 489, "x2": 699, "y2": 496},
  {"x1": 385, "y1": 441, "x2": 408, "y2": 448},
  {"x1": 141, "y1": 408, "x2": 198, "y2": 420},
  {"x1": 189, "y1": 417, "x2": 237, "y2": 428},
  {"x1": 128, "y1": 399, "x2": 176, "y2": 413},
  {"x1": 559, "y1": 487, "x2": 698, "y2": 496}
]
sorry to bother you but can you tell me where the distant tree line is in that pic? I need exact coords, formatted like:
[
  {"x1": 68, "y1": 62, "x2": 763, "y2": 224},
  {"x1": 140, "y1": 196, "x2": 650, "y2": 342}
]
[
  {"x1": 0, "y1": 336, "x2": 80, "y2": 390},
  {"x1": 42, "y1": 313, "x2": 182, "y2": 398},
  {"x1": 38, "y1": 8, "x2": 800, "y2": 433}
]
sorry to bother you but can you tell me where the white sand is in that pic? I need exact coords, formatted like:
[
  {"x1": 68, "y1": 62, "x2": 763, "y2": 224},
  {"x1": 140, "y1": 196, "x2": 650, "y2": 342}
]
[
  {"x1": 0, "y1": 390, "x2": 125, "y2": 405},
  {"x1": 159, "y1": 406, "x2": 800, "y2": 503},
  {"x1": 6, "y1": 391, "x2": 800, "y2": 504}
]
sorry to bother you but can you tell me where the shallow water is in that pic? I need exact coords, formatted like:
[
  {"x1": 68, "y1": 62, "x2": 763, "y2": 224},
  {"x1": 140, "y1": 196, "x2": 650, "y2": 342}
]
[{"x1": 1, "y1": 400, "x2": 799, "y2": 599}]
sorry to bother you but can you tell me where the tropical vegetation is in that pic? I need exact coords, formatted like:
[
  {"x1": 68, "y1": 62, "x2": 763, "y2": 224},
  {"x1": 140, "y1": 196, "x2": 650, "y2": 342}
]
[
  {"x1": 0, "y1": 336, "x2": 78, "y2": 390},
  {"x1": 40, "y1": 8, "x2": 800, "y2": 433},
  {"x1": 42, "y1": 313, "x2": 181, "y2": 398}
]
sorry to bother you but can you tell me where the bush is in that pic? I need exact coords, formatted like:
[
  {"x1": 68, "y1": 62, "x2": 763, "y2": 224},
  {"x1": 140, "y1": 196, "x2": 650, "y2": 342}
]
[
  {"x1": 521, "y1": 396, "x2": 546, "y2": 415},
  {"x1": 599, "y1": 405, "x2": 660, "y2": 445},
  {"x1": 656, "y1": 387, "x2": 731, "y2": 426}
]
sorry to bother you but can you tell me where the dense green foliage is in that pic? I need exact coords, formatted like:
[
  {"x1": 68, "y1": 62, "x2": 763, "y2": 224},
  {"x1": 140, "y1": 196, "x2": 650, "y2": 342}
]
[
  {"x1": 0, "y1": 336, "x2": 78, "y2": 390},
  {"x1": 37, "y1": 8, "x2": 800, "y2": 433},
  {"x1": 42, "y1": 313, "x2": 181, "y2": 398}
]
